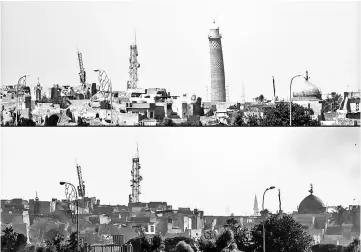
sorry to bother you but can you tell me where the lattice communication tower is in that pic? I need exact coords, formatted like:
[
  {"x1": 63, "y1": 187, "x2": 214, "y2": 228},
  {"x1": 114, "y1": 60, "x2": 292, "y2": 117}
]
[
  {"x1": 127, "y1": 31, "x2": 140, "y2": 90},
  {"x1": 129, "y1": 143, "x2": 142, "y2": 203}
]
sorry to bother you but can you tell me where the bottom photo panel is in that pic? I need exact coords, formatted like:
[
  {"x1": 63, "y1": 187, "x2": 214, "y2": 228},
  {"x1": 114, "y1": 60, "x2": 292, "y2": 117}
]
[{"x1": 1, "y1": 128, "x2": 360, "y2": 252}]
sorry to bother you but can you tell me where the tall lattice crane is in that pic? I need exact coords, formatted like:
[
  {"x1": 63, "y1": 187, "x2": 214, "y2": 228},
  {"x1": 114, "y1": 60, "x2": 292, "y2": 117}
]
[
  {"x1": 129, "y1": 143, "x2": 142, "y2": 203},
  {"x1": 127, "y1": 31, "x2": 140, "y2": 90},
  {"x1": 77, "y1": 49, "x2": 86, "y2": 87},
  {"x1": 76, "y1": 162, "x2": 86, "y2": 198}
]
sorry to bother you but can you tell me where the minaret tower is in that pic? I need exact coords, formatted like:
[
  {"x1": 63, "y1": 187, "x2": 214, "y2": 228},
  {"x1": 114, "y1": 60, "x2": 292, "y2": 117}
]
[
  {"x1": 253, "y1": 195, "x2": 259, "y2": 216},
  {"x1": 127, "y1": 30, "x2": 141, "y2": 90},
  {"x1": 34, "y1": 192, "x2": 40, "y2": 215},
  {"x1": 129, "y1": 143, "x2": 142, "y2": 203},
  {"x1": 208, "y1": 19, "x2": 226, "y2": 102}
]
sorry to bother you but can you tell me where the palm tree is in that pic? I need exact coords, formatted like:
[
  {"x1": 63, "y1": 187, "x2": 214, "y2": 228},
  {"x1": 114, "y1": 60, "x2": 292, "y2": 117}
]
[{"x1": 329, "y1": 205, "x2": 349, "y2": 227}]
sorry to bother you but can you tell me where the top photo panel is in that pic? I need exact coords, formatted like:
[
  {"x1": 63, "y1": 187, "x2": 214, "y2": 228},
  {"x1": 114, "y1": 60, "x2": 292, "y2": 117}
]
[{"x1": 1, "y1": 0, "x2": 360, "y2": 127}]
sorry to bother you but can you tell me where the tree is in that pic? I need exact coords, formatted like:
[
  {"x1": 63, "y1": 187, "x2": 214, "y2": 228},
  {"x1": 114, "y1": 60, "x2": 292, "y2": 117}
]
[
  {"x1": 244, "y1": 114, "x2": 260, "y2": 127},
  {"x1": 163, "y1": 118, "x2": 174, "y2": 126},
  {"x1": 258, "y1": 95, "x2": 264, "y2": 103},
  {"x1": 345, "y1": 238, "x2": 360, "y2": 252},
  {"x1": 215, "y1": 230, "x2": 234, "y2": 252},
  {"x1": 198, "y1": 236, "x2": 217, "y2": 252},
  {"x1": 231, "y1": 111, "x2": 244, "y2": 126},
  {"x1": 324, "y1": 93, "x2": 343, "y2": 113},
  {"x1": 151, "y1": 235, "x2": 164, "y2": 252},
  {"x1": 250, "y1": 214, "x2": 313, "y2": 252},
  {"x1": 1, "y1": 226, "x2": 28, "y2": 252},
  {"x1": 164, "y1": 237, "x2": 196, "y2": 252},
  {"x1": 330, "y1": 206, "x2": 349, "y2": 227},
  {"x1": 176, "y1": 241, "x2": 194, "y2": 252},
  {"x1": 258, "y1": 102, "x2": 320, "y2": 126},
  {"x1": 179, "y1": 121, "x2": 202, "y2": 126},
  {"x1": 311, "y1": 243, "x2": 345, "y2": 252},
  {"x1": 224, "y1": 218, "x2": 252, "y2": 252},
  {"x1": 260, "y1": 209, "x2": 271, "y2": 217}
]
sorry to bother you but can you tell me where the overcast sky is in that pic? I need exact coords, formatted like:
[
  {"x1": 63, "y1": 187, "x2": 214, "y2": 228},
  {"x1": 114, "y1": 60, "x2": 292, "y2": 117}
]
[
  {"x1": 1, "y1": 0, "x2": 360, "y2": 101},
  {"x1": 1, "y1": 128, "x2": 359, "y2": 216}
]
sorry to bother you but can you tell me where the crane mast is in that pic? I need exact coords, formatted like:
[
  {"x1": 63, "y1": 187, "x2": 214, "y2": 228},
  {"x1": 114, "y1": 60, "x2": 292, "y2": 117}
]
[
  {"x1": 77, "y1": 49, "x2": 86, "y2": 86},
  {"x1": 76, "y1": 163, "x2": 86, "y2": 198}
]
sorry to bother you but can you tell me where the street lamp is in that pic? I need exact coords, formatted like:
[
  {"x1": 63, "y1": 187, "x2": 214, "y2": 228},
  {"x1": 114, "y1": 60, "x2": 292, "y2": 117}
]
[
  {"x1": 262, "y1": 186, "x2": 275, "y2": 252},
  {"x1": 94, "y1": 69, "x2": 113, "y2": 125},
  {"x1": 15, "y1": 74, "x2": 30, "y2": 126},
  {"x1": 289, "y1": 73, "x2": 308, "y2": 126},
  {"x1": 59, "y1": 181, "x2": 80, "y2": 251}
]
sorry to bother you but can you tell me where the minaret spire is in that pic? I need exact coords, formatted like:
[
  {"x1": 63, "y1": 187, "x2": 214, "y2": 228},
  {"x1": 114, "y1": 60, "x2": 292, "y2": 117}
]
[
  {"x1": 253, "y1": 194, "x2": 259, "y2": 216},
  {"x1": 309, "y1": 183, "x2": 313, "y2": 194}
]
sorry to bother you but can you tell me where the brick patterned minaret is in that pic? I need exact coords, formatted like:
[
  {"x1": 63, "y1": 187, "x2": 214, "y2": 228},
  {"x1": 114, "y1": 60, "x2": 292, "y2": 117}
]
[{"x1": 208, "y1": 20, "x2": 226, "y2": 102}]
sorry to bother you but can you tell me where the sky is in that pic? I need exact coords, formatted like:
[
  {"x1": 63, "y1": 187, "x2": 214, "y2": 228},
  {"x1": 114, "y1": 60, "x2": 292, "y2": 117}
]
[
  {"x1": 1, "y1": 0, "x2": 360, "y2": 102},
  {"x1": 1, "y1": 128, "x2": 360, "y2": 216}
]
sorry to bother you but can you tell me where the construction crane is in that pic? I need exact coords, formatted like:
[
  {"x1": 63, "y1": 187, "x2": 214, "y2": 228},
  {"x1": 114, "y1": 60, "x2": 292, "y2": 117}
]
[
  {"x1": 77, "y1": 49, "x2": 86, "y2": 87},
  {"x1": 76, "y1": 162, "x2": 86, "y2": 198}
]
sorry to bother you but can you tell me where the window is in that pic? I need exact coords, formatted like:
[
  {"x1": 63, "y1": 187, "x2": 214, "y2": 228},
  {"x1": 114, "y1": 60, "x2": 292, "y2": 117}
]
[
  {"x1": 150, "y1": 226, "x2": 154, "y2": 233},
  {"x1": 150, "y1": 112, "x2": 154, "y2": 118}
]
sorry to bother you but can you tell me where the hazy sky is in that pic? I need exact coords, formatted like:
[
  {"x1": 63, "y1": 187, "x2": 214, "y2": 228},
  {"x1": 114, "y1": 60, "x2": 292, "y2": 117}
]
[
  {"x1": 1, "y1": 128, "x2": 360, "y2": 215},
  {"x1": 1, "y1": 0, "x2": 360, "y2": 101}
]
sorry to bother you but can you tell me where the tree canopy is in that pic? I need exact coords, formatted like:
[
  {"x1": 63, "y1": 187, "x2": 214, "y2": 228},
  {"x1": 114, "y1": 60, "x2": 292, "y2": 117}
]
[
  {"x1": 1, "y1": 226, "x2": 27, "y2": 252},
  {"x1": 330, "y1": 206, "x2": 349, "y2": 227},
  {"x1": 250, "y1": 214, "x2": 314, "y2": 252},
  {"x1": 230, "y1": 102, "x2": 320, "y2": 126}
]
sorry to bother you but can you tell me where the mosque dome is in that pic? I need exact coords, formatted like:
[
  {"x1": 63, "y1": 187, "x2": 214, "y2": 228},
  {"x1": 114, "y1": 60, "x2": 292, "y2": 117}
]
[
  {"x1": 298, "y1": 185, "x2": 326, "y2": 214},
  {"x1": 292, "y1": 71, "x2": 322, "y2": 99}
]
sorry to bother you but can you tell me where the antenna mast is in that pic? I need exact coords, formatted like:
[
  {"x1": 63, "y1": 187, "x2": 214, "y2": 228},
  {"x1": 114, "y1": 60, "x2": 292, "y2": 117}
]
[
  {"x1": 129, "y1": 142, "x2": 142, "y2": 203},
  {"x1": 127, "y1": 30, "x2": 141, "y2": 90}
]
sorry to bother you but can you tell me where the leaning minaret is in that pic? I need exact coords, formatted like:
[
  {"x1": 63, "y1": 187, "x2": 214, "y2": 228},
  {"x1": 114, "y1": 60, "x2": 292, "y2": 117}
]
[{"x1": 208, "y1": 19, "x2": 226, "y2": 102}]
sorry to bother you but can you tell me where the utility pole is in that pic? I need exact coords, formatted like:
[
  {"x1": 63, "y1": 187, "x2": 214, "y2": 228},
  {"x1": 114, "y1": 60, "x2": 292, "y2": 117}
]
[
  {"x1": 262, "y1": 186, "x2": 275, "y2": 252},
  {"x1": 278, "y1": 189, "x2": 282, "y2": 214}
]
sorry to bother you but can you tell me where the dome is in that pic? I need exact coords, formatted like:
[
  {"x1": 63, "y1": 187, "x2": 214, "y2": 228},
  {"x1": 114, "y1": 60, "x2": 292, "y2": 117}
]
[
  {"x1": 292, "y1": 71, "x2": 321, "y2": 99},
  {"x1": 298, "y1": 194, "x2": 326, "y2": 214}
]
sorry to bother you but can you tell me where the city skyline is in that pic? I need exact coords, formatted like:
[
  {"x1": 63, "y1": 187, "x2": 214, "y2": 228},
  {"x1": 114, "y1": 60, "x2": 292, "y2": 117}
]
[
  {"x1": 1, "y1": 128, "x2": 359, "y2": 216},
  {"x1": 2, "y1": 0, "x2": 360, "y2": 102}
]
